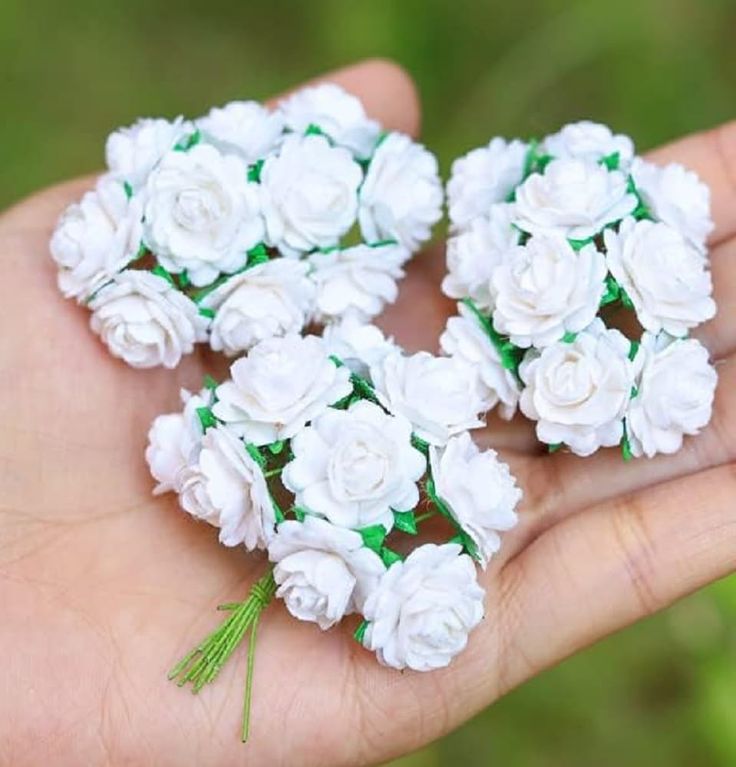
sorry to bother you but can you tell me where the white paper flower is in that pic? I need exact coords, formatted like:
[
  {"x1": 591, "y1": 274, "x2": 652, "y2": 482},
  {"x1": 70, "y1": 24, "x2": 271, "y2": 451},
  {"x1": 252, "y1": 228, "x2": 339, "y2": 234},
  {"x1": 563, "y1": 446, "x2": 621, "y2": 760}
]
[
  {"x1": 491, "y1": 232, "x2": 607, "y2": 348},
  {"x1": 442, "y1": 204, "x2": 519, "y2": 310},
  {"x1": 358, "y1": 132, "x2": 443, "y2": 251},
  {"x1": 321, "y1": 317, "x2": 399, "y2": 378},
  {"x1": 514, "y1": 158, "x2": 637, "y2": 239},
  {"x1": 197, "y1": 101, "x2": 284, "y2": 163},
  {"x1": 440, "y1": 305, "x2": 521, "y2": 419},
  {"x1": 603, "y1": 217, "x2": 715, "y2": 336},
  {"x1": 278, "y1": 82, "x2": 380, "y2": 159},
  {"x1": 178, "y1": 425, "x2": 276, "y2": 549},
  {"x1": 89, "y1": 270, "x2": 208, "y2": 368},
  {"x1": 361, "y1": 543, "x2": 485, "y2": 671},
  {"x1": 627, "y1": 333, "x2": 717, "y2": 458},
  {"x1": 308, "y1": 242, "x2": 408, "y2": 322},
  {"x1": 519, "y1": 320, "x2": 636, "y2": 456},
  {"x1": 145, "y1": 388, "x2": 209, "y2": 494},
  {"x1": 202, "y1": 259, "x2": 316, "y2": 356},
  {"x1": 212, "y1": 334, "x2": 352, "y2": 445},
  {"x1": 260, "y1": 133, "x2": 362, "y2": 257},
  {"x1": 543, "y1": 121, "x2": 634, "y2": 167},
  {"x1": 105, "y1": 116, "x2": 189, "y2": 188},
  {"x1": 370, "y1": 351, "x2": 487, "y2": 445},
  {"x1": 268, "y1": 516, "x2": 385, "y2": 630},
  {"x1": 282, "y1": 400, "x2": 426, "y2": 531},
  {"x1": 631, "y1": 158, "x2": 714, "y2": 249},
  {"x1": 50, "y1": 175, "x2": 144, "y2": 301},
  {"x1": 143, "y1": 144, "x2": 264, "y2": 286},
  {"x1": 430, "y1": 433, "x2": 521, "y2": 567},
  {"x1": 447, "y1": 138, "x2": 528, "y2": 229}
]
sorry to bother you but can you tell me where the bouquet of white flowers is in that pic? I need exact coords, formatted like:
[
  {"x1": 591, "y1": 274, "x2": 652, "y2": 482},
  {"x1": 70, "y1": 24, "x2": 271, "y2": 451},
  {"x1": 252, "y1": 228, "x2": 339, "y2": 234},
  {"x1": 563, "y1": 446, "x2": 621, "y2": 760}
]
[
  {"x1": 442, "y1": 121, "x2": 718, "y2": 458},
  {"x1": 50, "y1": 84, "x2": 443, "y2": 368},
  {"x1": 146, "y1": 327, "x2": 521, "y2": 739}
]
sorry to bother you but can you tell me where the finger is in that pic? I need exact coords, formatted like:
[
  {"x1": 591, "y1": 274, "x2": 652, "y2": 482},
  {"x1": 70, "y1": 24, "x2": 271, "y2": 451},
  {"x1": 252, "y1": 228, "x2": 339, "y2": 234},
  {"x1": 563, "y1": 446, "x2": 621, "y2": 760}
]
[
  {"x1": 646, "y1": 120, "x2": 736, "y2": 248},
  {"x1": 517, "y1": 355, "x2": 736, "y2": 540},
  {"x1": 1, "y1": 58, "x2": 421, "y2": 230}
]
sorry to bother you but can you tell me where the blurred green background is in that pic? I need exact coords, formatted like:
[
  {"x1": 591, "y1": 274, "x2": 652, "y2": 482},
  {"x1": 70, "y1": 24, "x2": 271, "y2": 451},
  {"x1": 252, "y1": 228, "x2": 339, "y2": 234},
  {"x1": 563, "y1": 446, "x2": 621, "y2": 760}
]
[{"x1": 3, "y1": 0, "x2": 735, "y2": 763}]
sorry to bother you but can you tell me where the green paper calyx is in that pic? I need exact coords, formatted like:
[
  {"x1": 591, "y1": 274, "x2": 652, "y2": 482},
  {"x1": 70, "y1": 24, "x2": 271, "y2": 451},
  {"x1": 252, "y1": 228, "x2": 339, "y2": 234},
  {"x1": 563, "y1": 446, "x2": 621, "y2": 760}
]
[
  {"x1": 267, "y1": 440, "x2": 286, "y2": 455},
  {"x1": 247, "y1": 159, "x2": 264, "y2": 183},
  {"x1": 247, "y1": 243, "x2": 270, "y2": 267},
  {"x1": 203, "y1": 374, "x2": 219, "y2": 391},
  {"x1": 393, "y1": 510, "x2": 418, "y2": 536},
  {"x1": 245, "y1": 443, "x2": 267, "y2": 469},
  {"x1": 354, "y1": 619, "x2": 369, "y2": 644},
  {"x1": 548, "y1": 442, "x2": 563, "y2": 454},
  {"x1": 626, "y1": 176, "x2": 654, "y2": 221},
  {"x1": 151, "y1": 264, "x2": 176, "y2": 287},
  {"x1": 293, "y1": 506, "x2": 308, "y2": 523},
  {"x1": 561, "y1": 331, "x2": 577, "y2": 344},
  {"x1": 123, "y1": 180, "x2": 133, "y2": 200},
  {"x1": 304, "y1": 123, "x2": 327, "y2": 138},
  {"x1": 600, "y1": 151, "x2": 621, "y2": 171},
  {"x1": 198, "y1": 306, "x2": 215, "y2": 319},
  {"x1": 628, "y1": 340, "x2": 640, "y2": 361},
  {"x1": 461, "y1": 298, "x2": 523, "y2": 376},
  {"x1": 411, "y1": 434, "x2": 430, "y2": 456},
  {"x1": 359, "y1": 524, "x2": 387, "y2": 553},
  {"x1": 380, "y1": 547, "x2": 404, "y2": 568},
  {"x1": 600, "y1": 275, "x2": 621, "y2": 307},
  {"x1": 621, "y1": 422, "x2": 634, "y2": 462},
  {"x1": 196, "y1": 406, "x2": 218, "y2": 432},
  {"x1": 174, "y1": 130, "x2": 201, "y2": 152}
]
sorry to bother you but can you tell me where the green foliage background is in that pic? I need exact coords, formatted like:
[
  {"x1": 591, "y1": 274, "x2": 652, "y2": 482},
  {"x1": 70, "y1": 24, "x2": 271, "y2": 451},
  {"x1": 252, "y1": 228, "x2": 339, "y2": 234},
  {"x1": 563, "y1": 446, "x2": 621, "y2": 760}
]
[{"x1": 2, "y1": 0, "x2": 735, "y2": 764}]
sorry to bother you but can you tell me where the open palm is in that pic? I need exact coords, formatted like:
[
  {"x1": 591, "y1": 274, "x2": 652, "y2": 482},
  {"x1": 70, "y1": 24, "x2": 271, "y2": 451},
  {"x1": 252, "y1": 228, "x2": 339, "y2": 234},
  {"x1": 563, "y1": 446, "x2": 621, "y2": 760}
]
[{"x1": 2, "y1": 60, "x2": 735, "y2": 767}]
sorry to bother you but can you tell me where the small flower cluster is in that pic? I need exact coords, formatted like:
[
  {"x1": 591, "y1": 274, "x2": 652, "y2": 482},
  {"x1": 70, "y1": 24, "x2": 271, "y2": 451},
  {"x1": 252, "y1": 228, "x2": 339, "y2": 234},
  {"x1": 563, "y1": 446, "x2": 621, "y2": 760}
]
[
  {"x1": 442, "y1": 121, "x2": 718, "y2": 458},
  {"x1": 146, "y1": 328, "x2": 521, "y2": 671},
  {"x1": 51, "y1": 84, "x2": 442, "y2": 368}
]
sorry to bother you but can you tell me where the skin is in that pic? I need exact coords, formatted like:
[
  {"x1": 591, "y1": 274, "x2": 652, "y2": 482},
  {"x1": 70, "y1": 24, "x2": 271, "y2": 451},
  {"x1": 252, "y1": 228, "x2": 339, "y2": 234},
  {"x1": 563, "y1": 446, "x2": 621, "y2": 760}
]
[{"x1": 1, "y1": 58, "x2": 736, "y2": 767}]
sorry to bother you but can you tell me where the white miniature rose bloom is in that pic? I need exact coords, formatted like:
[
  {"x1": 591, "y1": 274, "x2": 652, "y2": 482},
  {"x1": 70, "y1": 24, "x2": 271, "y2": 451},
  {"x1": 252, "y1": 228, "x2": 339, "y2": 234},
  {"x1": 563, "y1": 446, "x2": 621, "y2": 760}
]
[
  {"x1": 308, "y1": 242, "x2": 409, "y2": 322},
  {"x1": 447, "y1": 138, "x2": 528, "y2": 229},
  {"x1": 631, "y1": 158, "x2": 714, "y2": 249},
  {"x1": 361, "y1": 543, "x2": 485, "y2": 671},
  {"x1": 514, "y1": 158, "x2": 637, "y2": 239},
  {"x1": 321, "y1": 316, "x2": 399, "y2": 378},
  {"x1": 627, "y1": 333, "x2": 717, "y2": 458},
  {"x1": 519, "y1": 319, "x2": 637, "y2": 456},
  {"x1": 145, "y1": 387, "x2": 209, "y2": 494},
  {"x1": 543, "y1": 121, "x2": 634, "y2": 167},
  {"x1": 278, "y1": 82, "x2": 381, "y2": 159},
  {"x1": 370, "y1": 351, "x2": 487, "y2": 445},
  {"x1": 105, "y1": 116, "x2": 189, "y2": 188},
  {"x1": 202, "y1": 259, "x2": 316, "y2": 356},
  {"x1": 144, "y1": 144, "x2": 264, "y2": 287},
  {"x1": 50, "y1": 175, "x2": 143, "y2": 301},
  {"x1": 358, "y1": 132, "x2": 443, "y2": 251},
  {"x1": 282, "y1": 400, "x2": 426, "y2": 531},
  {"x1": 430, "y1": 433, "x2": 521, "y2": 567},
  {"x1": 442, "y1": 204, "x2": 519, "y2": 310},
  {"x1": 491, "y1": 232, "x2": 607, "y2": 348},
  {"x1": 197, "y1": 101, "x2": 284, "y2": 163},
  {"x1": 178, "y1": 425, "x2": 276, "y2": 549},
  {"x1": 604, "y1": 218, "x2": 715, "y2": 336},
  {"x1": 440, "y1": 304, "x2": 521, "y2": 419},
  {"x1": 213, "y1": 334, "x2": 352, "y2": 445},
  {"x1": 89, "y1": 270, "x2": 208, "y2": 368},
  {"x1": 260, "y1": 133, "x2": 362, "y2": 257},
  {"x1": 268, "y1": 517, "x2": 386, "y2": 630}
]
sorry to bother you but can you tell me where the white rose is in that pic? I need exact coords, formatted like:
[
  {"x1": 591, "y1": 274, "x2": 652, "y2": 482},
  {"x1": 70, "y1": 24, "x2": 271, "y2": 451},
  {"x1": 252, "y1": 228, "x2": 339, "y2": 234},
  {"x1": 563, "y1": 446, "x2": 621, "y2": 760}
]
[
  {"x1": 308, "y1": 242, "x2": 408, "y2": 323},
  {"x1": 269, "y1": 517, "x2": 385, "y2": 630},
  {"x1": 631, "y1": 158, "x2": 714, "y2": 250},
  {"x1": 603, "y1": 217, "x2": 715, "y2": 336},
  {"x1": 321, "y1": 317, "x2": 399, "y2": 379},
  {"x1": 278, "y1": 82, "x2": 380, "y2": 159},
  {"x1": 50, "y1": 175, "x2": 143, "y2": 301},
  {"x1": 627, "y1": 333, "x2": 717, "y2": 458},
  {"x1": 282, "y1": 400, "x2": 426, "y2": 531},
  {"x1": 361, "y1": 543, "x2": 485, "y2": 671},
  {"x1": 212, "y1": 334, "x2": 352, "y2": 445},
  {"x1": 370, "y1": 351, "x2": 487, "y2": 445},
  {"x1": 178, "y1": 425, "x2": 276, "y2": 549},
  {"x1": 440, "y1": 305, "x2": 520, "y2": 420},
  {"x1": 358, "y1": 132, "x2": 443, "y2": 251},
  {"x1": 447, "y1": 138, "x2": 528, "y2": 229},
  {"x1": 89, "y1": 270, "x2": 208, "y2": 368},
  {"x1": 197, "y1": 100, "x2": 284, "y2": 163},
  {"x1": 105, "y1": 116, "x2": 189, "y2": 188},
  {"x1": 519, "y1": 319, "x2": 637, "y2": 456},
  {"x1": 514, "y1": 158, "x2": 637, "y2": 239},
  {"x1": 145, "y1": 387, "x2": 209, "y2": 494},
  {"x1": 430, "y1": 433, "x2": 521, "y2": 567},
  {"x1": 202, "y1": 259, "x2": 316, "y2": 356},
  {"x1": 261, "y1": 133, "x2": 362, "y2": 257},
  {"x1": 144, "y1": 144, "x2": 264, "y2": 287},
  {"x1": 442, "y1": 204, "x2": 519, "y2": 310},
  {"x1": 491, "y1": 232, "x2": 607, "y2": 348},
  {"x1": 543, "y1": 121, "x2": 634, "y2": 166}
]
